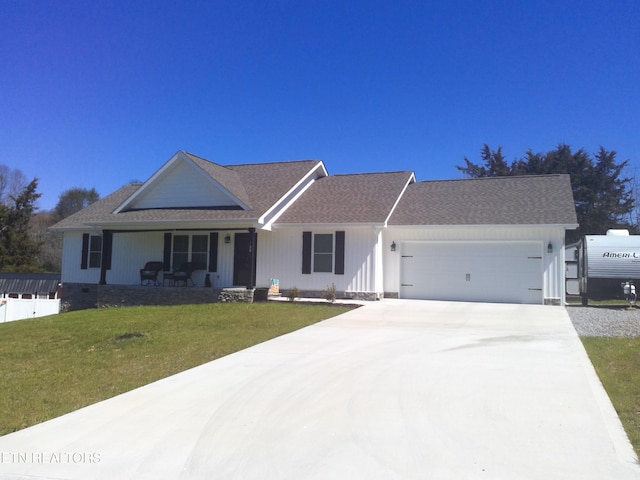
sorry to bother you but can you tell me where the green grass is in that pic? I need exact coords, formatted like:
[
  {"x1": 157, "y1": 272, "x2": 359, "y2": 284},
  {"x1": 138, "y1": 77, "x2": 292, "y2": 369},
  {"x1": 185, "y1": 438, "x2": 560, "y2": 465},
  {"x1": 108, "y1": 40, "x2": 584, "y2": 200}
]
[
  {"x1": 0, "y1": 302, "x2": 352, "y2": 436},
  {"x1": 581, "y1": 337, "x2": 640, "y2": 457}
]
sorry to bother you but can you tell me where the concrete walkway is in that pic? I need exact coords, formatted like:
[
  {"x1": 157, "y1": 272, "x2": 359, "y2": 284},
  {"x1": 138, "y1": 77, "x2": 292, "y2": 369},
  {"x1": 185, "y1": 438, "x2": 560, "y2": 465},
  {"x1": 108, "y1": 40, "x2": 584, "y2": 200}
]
[{"x1": 0, "y1": 300, "x2": 638, "y2": 479}]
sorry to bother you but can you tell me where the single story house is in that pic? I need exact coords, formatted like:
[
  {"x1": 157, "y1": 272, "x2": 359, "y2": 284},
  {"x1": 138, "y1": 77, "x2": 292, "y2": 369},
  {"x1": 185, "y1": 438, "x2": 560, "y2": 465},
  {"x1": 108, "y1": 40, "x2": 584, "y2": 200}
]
[{"x1": 51, "y1": 151, "x2": 577, "y2": 309}]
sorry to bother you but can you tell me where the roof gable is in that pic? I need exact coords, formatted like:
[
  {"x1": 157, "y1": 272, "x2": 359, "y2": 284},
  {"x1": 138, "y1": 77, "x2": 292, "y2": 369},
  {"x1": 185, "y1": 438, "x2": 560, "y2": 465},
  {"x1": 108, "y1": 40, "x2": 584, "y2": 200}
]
[
  {"x1": 388, "y1": 174, "x2": 578, "y2": 226},
  {"x1": 114, "y1": 151, "x2": 251, "y2": 213},
  {"x1": 51, "y1": 154, "x2": 326, "y2": 230}
]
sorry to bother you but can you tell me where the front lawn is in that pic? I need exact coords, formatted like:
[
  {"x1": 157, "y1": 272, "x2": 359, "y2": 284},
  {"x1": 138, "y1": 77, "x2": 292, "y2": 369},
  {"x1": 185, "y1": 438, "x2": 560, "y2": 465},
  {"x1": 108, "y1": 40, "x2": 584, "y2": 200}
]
[
  {"x1": 581, "y1": 337, "x2": 640, "y2": 457},
  {"x1": 0, "y1": 302, "x2": 352, "y2": 436}
]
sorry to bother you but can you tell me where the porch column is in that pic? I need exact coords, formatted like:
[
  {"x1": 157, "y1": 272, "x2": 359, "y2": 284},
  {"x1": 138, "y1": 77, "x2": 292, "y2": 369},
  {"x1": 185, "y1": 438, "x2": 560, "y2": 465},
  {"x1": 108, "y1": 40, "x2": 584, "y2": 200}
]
[
  {"x1": 248, "y1": 227, "x2": 256, "y2": 289},
  {"x1": 98, "y1": 230, "x2": 113, "y2": 285}
]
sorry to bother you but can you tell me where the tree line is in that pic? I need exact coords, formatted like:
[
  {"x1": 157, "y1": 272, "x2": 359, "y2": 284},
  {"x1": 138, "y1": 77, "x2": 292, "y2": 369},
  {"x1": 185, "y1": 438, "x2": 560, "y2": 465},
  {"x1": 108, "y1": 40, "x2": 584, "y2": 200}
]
[
  {"x1": 1, "y1": 143, "x2": 637, "y2": 272},
  {"x1": 0, "y1": 166, "x2": 99, "y2": 272}
]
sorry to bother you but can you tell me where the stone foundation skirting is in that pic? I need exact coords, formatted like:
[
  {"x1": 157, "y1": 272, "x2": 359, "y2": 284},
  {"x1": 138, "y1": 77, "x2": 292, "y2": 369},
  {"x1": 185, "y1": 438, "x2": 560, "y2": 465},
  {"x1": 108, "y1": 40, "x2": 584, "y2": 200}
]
[
  {"x1": 61, "y1": 283, "x2": 258, "y2": 311},
  {"x1": 60, "y1": 283, "x2": 380, "y2": 311},
  {"x1": 281, "y1": 289, "x2": 378, "y2": 302}
]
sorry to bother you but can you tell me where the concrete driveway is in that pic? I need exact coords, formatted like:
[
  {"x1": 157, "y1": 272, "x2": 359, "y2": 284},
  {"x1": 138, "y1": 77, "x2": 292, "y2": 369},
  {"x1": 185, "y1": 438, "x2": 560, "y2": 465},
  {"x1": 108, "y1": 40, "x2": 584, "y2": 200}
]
[{"x1": 0, "y1": 300, "x2": 638, "y2": 479}]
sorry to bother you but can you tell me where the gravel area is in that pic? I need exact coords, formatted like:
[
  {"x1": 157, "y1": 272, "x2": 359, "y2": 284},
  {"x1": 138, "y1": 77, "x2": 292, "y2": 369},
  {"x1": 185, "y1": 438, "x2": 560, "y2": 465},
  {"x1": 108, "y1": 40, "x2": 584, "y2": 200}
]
[{"x1": 567, "y1": 304, "x2": 640, "y2": 337}]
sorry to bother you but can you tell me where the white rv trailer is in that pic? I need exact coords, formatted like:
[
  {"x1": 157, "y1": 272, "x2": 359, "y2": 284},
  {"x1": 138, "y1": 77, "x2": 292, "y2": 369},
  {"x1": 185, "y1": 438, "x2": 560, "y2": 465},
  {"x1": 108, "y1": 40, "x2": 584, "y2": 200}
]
[{"x1": 578, "y1": 230, "x2": 640, "y2": 305}]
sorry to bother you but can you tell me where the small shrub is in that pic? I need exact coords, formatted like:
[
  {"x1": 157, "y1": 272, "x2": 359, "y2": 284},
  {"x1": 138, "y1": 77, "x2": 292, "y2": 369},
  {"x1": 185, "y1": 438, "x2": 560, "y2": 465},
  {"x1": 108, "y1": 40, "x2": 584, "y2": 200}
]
[
  {"x1": 323, "y1": 283, "x2": 337, "y2": 303},
  {"x1": 288, "y1": 286, "x2": 299, "y2": 302}
]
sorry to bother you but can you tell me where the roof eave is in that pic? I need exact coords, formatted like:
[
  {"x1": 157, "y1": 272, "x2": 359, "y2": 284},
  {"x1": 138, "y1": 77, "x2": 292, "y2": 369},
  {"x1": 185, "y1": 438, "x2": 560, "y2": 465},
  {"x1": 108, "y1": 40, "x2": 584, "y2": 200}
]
[
  {"x1": 386, "y1": 223, "x2": 579, "y2": 230},
  {"x1": 272, "y1": 222, "x2": 387, "y2": 229},
  {"x1": 51, "y1": 218, "x2": 263, "y2": 232}
]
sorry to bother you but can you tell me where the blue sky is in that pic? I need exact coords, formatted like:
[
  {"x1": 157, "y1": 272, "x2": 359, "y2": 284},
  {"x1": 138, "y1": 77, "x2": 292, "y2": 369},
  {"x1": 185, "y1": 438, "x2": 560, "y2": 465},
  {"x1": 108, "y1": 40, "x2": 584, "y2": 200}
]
[{"x1": 2, "y1": 0, "x2": 639, "y2": 210}]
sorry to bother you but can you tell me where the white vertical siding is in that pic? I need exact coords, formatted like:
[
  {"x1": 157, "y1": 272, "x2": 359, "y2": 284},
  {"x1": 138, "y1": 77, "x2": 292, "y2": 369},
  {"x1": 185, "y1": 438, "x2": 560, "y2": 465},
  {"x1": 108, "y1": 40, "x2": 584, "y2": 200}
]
[
  {"x1": 62, "y1": 224, "x2": 568, "y2": 304},
  {"x1": 259, "y1": 227, "x2": 380, "y2": 294},
  {"x1": 61, "y1": 231, "x2": 101, "y2": 284},
  {"x1": 108, "y1": 232, "x2": 166, "y2": 284},
  {"x1": 63, "y1": 231, "x2": 215, "y2": 287}
]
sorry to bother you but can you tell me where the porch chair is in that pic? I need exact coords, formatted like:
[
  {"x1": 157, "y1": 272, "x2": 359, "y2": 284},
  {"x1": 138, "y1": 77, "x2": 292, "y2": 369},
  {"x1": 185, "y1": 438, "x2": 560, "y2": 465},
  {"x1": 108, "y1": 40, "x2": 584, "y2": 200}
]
[
  {"x1": 164, "y1": 262, "x2": 195, "y2": 287},
  {"x1": 139, "y1": 261, "x2": 164, "y2": 286}
]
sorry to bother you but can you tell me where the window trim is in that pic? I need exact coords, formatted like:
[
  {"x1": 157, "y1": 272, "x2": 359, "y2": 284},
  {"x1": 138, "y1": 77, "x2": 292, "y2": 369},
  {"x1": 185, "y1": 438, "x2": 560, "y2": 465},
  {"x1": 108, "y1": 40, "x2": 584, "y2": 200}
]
[
  {"x1": 313, "y1": 233, "x2": 334, "y2": 273},
  {"x1": 81, "y1": 233, "x2": 103, "y2": 270},
  {"x1": 88, "y1": 235, "x2": 103, "y2": 269},
  {"x1": 170, "y1": 233, "x2": 210, "y2": 271},
  {"x1": 302, "y1": 231, "x2": 345, "y2": 275}
]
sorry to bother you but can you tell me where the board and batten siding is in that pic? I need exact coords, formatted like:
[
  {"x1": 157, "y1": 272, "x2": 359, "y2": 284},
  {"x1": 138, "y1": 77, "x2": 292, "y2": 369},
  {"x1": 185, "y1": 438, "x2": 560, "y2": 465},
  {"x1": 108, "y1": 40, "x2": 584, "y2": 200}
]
[
  {"x1": 107, "y1": 232, "x2": 165, "y2": 284},
  {"x1": 61, "y1": 231, "x2": 102, "y2": 284},
  {"x1": 382, "y1": 226, "x2": 567, "y2": 304},
  {"x1": 258, "y1": 226, "x2": 381, "y2": 295},
  {"x1": 61, "y1": 231, "x2": 223, "y2": 287}
]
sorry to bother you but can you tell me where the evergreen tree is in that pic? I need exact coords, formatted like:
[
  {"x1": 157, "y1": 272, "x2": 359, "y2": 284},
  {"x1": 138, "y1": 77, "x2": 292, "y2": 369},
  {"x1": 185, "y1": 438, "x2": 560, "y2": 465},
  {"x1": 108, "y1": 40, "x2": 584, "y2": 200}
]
[
  {"x1": 0, "y1": 179, "x2": 42, "y2": 271},
  {"x1": 457, "y1": 144, "x2": 634, "y2": 243}
]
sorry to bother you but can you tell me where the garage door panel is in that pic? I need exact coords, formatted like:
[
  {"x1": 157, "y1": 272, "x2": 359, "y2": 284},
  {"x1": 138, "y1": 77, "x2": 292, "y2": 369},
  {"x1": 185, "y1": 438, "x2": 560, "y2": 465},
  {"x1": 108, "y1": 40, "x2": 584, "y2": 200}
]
[{"x1": 400, "y1": 242, "x2": 542, "y2": 304}]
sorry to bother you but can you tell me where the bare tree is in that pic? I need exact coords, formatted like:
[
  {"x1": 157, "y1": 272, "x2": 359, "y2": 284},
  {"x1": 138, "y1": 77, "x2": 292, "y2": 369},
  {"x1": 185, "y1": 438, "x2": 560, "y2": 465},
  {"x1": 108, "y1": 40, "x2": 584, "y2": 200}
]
[{"x1": 0, "y1": 165, "x2": 27, "y2": 205}]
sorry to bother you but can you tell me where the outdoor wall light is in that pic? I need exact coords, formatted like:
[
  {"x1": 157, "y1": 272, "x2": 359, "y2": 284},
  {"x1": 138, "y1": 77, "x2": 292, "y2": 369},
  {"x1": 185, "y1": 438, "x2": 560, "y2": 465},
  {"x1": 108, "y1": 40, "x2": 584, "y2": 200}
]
[
  {"x1": 224, "y1": 234, "x2": 231, "y2": 244},
  {"x1": 391, "y1": 241, "x2": 396, "y2": 252},
  {"x1": 547, "y1": 242, "x2": 553, "y2": 253}
]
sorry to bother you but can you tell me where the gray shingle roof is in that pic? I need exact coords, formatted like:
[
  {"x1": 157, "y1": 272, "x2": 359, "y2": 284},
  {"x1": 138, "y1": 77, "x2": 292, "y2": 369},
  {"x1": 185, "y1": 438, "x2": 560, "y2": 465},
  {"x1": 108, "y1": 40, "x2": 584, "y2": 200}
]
[
  {"x1": 0, "y1": 273, "x2": 60, "y2": 295},
  {"x1": 388, "y1": 174, "x2": 578, "y2": 226},
  {"x1": 184, "y1": 152, "x2": 252, "y2": 208},
  {"x1": 50, "y1": 151, "x2": 577, "y2": 231},
  {"x1": 275, "y1": 171, "x2": 414, "y2": 224},
  {"x1": 51, "y1": 157, "x2": 323, "y2": 230}
]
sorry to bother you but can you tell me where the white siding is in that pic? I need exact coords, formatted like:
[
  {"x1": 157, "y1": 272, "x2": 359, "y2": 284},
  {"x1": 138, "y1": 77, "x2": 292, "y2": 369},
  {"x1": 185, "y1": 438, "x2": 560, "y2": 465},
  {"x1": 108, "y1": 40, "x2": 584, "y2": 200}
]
[
  {"x1": 383, "y1": 226, "x2": 567, "y2": 304},
  {"x1": 108, "y1": 232, "x2": 166, "y2": 284},
  {"x1": 259, "y1": 227, "x2": 380, "y2": 294},
  {"x1": 61, "y1": 231, "x2": 101, "y2": 284},
  {"x1": 131, "y1": 161, "x2": 237, "y2": 209},
  {"x1": 62, "y1": 231, "x2": 216, "y2": 287},
  {"x1": 61, "y1": 224, "x2": 568, "y2": 304}
]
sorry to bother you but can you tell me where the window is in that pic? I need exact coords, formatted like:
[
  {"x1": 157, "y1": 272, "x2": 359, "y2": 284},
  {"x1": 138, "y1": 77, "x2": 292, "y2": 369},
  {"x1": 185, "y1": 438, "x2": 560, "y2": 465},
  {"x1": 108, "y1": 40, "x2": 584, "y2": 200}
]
[
  {"x1": 172, "y1": 234, "x2": 208, "y2": 270},
  {"x1": 302, "y1": 231, "x2": 345, "y2": 275},
  {"x1": 88, "y1": 235, "x2": 102, "y2": 268},
  {"x1": 313, "y1": 234, "x2": 333, "y2": 272},
  {"x1": 81, "y1": 233, "x2": 103, "y2": 270},
  {"x1": 191, "y1": 235, "x2": 208, "y2": 270},
  {"x1": 172, "y1": 235, "x2": 189, "y2": 269}
]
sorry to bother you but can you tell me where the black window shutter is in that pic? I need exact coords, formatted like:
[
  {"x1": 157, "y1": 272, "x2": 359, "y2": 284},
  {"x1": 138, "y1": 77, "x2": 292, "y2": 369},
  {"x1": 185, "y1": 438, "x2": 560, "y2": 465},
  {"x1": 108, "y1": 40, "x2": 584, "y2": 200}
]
[
  {"x1": 208, "y1": 232, "x2": 218, "y2": 272},
  {"x1": 302, "y1": 231, "x2": 312, "y2": 274},
  {"x1": 163, "y1": 233, "x2": 172, "y2": 271},
  {"x1": 335, "y1": 231, "x2": 345, "y2": 275},
  {"x1": 102, "y1": 231, "x2": 113, "y2": 270},
  {"x1": 81, "y1": 233, "x2": 89, "y2": 269}
]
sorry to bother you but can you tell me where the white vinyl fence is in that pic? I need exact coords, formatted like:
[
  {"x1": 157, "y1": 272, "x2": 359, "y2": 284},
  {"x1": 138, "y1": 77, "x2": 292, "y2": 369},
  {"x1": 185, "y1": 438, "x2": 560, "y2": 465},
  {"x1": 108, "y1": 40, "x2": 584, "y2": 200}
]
[{"x1": 0, "y1": 296, "x2": 60, "y2": 323}]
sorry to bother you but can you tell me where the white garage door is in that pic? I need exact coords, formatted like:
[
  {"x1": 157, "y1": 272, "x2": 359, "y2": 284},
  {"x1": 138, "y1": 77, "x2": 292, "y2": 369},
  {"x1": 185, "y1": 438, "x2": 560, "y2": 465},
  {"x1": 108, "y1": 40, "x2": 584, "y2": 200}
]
[{"x1": 400, "y1": 241, "x2": 543, "y2": 304}]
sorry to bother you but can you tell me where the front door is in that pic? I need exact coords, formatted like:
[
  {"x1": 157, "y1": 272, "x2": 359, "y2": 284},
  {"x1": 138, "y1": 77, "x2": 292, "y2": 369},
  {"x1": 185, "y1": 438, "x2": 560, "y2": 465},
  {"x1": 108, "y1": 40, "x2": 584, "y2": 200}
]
[{"x1": 233, "y1": 233, "x2": 257, "y2": 287}]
